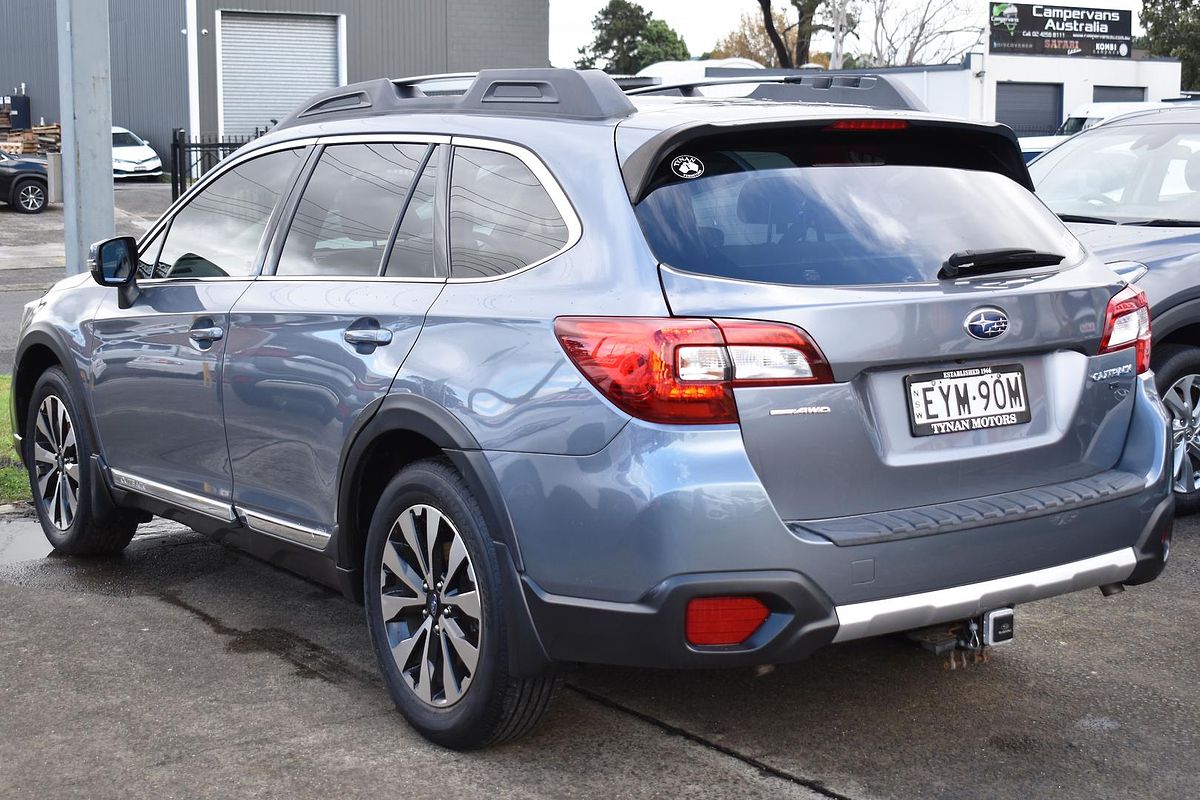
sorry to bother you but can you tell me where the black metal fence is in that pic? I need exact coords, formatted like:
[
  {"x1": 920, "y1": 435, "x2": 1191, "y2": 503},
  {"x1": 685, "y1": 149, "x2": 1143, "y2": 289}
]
[{"x1": 170, "y1": 128, "x2": 267, "y2": 200}]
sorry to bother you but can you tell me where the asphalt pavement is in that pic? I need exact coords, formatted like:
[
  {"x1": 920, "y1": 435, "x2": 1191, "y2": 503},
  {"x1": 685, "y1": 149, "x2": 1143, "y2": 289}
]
[{"x1": 0, "y1": 508, "x2": 1196, "y2": 800}]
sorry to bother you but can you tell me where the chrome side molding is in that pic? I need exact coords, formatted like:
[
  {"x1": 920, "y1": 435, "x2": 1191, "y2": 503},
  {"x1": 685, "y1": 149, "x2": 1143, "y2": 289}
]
[
  {"x1": 107, "y1": 467, "x2": 330, "y2": 550},
  {"x1": 832, "y1": 548, "x2": 1138, "y2": 642},
  {"x1": 238, "y1": 508, "x2": 331, "y2": 550},
  {"x1": 109, "y1": 467, "x2": 236, "y2": 522}
]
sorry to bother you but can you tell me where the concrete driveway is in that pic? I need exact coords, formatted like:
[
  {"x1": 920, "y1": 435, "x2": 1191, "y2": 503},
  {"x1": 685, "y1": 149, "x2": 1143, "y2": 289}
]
[
  {"x1": 0, "y1": 182, "x2": 170, "y2": 369},
  {"x1": 0, "y1": 510, "x2": 1195, "y2": 800}
]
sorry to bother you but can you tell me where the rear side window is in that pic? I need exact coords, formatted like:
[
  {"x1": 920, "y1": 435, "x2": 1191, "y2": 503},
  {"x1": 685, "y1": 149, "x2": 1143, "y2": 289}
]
[
  {"x1": 153, "y1": 148, "x2": 303, "y2": 279},
  {"x1": 635, "y1": 131, "x2": 1083, "y2": 287},
  {"x1": 278, "y1": 143, "x2": 430, "y2": 277},
  {"x1": 448, "y1": 147, "x2": 569, "y2": 278},
  {"x1": 384, "y1": 147, "x2": 440, "y2": 279}
]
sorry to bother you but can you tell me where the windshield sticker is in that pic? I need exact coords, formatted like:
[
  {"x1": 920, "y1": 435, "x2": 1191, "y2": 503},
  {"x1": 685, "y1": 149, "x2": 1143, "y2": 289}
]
[{"x1": 671, "y1": 155, "x2": 704, "y2": 179}]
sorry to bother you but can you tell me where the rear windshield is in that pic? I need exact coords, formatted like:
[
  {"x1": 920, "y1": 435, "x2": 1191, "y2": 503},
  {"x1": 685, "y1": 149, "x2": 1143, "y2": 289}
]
[{"x1": 634, "y1": 131, "x2": 1082, "y2": 286}]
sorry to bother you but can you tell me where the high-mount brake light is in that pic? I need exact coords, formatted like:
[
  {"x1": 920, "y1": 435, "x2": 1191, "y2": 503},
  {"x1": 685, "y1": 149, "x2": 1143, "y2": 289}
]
[
  {"x1": 554, "y1": 317, "x2": 832, "y2": 424},
  {"x1": 1099, "y1": 285, "x2": 1151, "y2": 374},
  {"x1": 825, "y1": 119, "x2": 909, "y2": 131}
]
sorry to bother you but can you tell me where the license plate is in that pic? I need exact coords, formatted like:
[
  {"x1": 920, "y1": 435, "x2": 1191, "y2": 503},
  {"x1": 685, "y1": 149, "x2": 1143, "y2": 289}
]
[{"x1": 905, "y1": 364, "x2": 1031, "y2": 437}]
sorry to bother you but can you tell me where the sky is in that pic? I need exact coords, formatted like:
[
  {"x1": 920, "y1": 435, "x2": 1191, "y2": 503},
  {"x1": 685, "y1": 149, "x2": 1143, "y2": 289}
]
[{"x1": 548, "y1": 0, "x2": 1149, "y2": 70}]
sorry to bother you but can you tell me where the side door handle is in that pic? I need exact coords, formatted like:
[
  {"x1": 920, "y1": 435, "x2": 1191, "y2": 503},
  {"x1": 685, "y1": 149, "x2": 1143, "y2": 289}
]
[
  {"x1": 344, "y1": 328, "x2": 393, "y2": 346},
  {"x1": 189, "y1": 325, "x2": 224, "y2": 342}
]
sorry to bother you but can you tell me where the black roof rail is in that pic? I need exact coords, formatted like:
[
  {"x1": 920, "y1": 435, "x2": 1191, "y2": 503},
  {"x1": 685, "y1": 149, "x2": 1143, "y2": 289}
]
[
  {"x1": 275, "y1": 69, "x2": 637, "y2": 131},
  {"x1": 626, "y1": 74, "x2": 927, "y2": 112}
]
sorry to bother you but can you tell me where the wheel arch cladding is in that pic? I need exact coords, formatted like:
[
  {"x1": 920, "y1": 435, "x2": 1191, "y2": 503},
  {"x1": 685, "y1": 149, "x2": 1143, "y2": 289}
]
[
  {"x1": 13, "y1": 337, "x2": 67, "y2": 465},
  {"x1": 335, "y1": 394, "x2": 524, "y2": 597}
]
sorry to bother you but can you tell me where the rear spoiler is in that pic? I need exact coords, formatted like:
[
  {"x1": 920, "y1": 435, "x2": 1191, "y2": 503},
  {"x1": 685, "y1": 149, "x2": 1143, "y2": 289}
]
[{"x1": 620, "y1": 118, "x2": 1033, "y2": 203}]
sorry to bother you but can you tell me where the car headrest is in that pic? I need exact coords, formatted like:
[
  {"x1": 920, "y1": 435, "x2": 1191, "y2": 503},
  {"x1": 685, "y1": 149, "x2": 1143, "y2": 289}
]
[
  {"x1": 736, "y1": 176, "x2": 806, "y2": 225},
  {"x1": 1185, "y1": 151, "x2": 1200, "y2": 193}
]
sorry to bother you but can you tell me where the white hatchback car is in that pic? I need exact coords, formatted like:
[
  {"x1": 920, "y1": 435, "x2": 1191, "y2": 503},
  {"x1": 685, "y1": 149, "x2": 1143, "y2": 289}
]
[{"x1": 112, "y1": 126, "x2": 162, "y2": 179}]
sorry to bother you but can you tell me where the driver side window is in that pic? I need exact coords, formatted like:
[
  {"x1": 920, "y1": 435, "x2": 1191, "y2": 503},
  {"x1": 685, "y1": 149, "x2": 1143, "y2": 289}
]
[{"x1": 152, "y1": 148, "x2": 303, "y2": 279}]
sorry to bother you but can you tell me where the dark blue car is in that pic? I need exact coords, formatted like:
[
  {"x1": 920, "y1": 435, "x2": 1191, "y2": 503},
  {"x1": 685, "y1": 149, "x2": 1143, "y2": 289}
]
[
  {"x1": 0, "y1": 150, "x2": 48, "y2": 213},
  {"x1": 1031, "y1": 105, "x2": 1200, "y2": 513}
]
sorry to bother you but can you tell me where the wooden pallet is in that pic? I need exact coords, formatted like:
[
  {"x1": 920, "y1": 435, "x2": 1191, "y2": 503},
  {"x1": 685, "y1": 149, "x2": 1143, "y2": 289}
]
[{"x1": 0, "y1": 141, "x2": 28, "y2": 155}]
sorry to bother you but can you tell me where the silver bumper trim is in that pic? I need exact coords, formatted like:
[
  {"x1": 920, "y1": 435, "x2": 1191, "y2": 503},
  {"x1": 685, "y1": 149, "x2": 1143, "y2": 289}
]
[{"x1": 832, "y1": 548, "x2": 1138, "y2": 643}]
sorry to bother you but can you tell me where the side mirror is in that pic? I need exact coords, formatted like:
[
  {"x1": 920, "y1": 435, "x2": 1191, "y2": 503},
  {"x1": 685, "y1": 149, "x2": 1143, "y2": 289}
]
[{"x1": 88, "y1": 236, "x2": 139, "y2": 287}]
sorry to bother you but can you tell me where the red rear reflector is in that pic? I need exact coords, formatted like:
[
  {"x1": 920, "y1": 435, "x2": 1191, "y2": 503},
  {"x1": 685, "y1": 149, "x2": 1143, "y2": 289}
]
[
  {"x1": 825, "y1": 119, "x2": 909, "y2": 131},
  {"x1": 1099, "y1": 284, "x2": 1151, "y2": 374},
  {"x1": 686, "y1": 596, "x2": 770, "y2": 646}
]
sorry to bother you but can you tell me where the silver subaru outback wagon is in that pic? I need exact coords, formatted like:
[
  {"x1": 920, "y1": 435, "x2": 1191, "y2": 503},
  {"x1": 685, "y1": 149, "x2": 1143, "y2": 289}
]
[{"x1": 9, "y1": 69, "x2": 1173, "y2": 749}]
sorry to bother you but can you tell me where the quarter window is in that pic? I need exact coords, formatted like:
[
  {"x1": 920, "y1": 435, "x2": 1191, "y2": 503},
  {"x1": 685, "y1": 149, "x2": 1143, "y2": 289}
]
[
  {"x1": 278, "y1": 143, "x2": 428, "y2": 277},
  {"x1": 448, "y1": 148, "x2": 569, "y2": 278},
  {"x1": 153, "y1": 148, "x2": 302, "y2": 279}
]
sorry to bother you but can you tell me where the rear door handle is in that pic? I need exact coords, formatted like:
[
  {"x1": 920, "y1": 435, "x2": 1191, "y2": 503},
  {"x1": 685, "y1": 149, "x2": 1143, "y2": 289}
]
[
  {"x1": 189, "y1": 325, "x2": 224, "y2": 342},
  {"x1": 344, "y1": 328, "x2": 393, "y2": 346}
]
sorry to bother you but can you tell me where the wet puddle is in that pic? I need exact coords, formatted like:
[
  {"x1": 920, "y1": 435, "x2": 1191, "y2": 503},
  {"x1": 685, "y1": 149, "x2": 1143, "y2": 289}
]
[{"x1": 0, "y1": 516, "x2": 54, "y2": 564}]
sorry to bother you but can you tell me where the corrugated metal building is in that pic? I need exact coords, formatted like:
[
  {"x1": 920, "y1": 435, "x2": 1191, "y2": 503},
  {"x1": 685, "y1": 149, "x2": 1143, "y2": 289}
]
[{"x1": 0, "y1": 0, "x2": 549, "y2": 160}]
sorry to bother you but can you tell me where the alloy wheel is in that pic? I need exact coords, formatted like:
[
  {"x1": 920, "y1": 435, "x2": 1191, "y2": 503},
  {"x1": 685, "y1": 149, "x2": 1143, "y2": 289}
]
[
  {"x1": 379, "y1": 503, "x2": 482, "y2": 707},
  {"x1": 1164, "y1": 372, "x2": 1200, "y2": 494},
  {"x1": 18, "y1": 183, "x2": 45, "y2": 212},
  {"x1": 31, "y1": 395, "x2": 80, "y2": 530}
]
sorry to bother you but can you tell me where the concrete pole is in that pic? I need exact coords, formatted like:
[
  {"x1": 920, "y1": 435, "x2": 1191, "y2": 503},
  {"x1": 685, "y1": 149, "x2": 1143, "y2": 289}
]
[{"x1": 56, "y1": 0, "x2": 114, "y2": 276}]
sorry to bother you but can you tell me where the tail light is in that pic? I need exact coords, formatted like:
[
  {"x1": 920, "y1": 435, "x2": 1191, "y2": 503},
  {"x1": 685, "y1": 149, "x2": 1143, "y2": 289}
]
[
  {"x1": 685, "y1": 596, "x2": 770, "y2": 646},
  {"x1": 1099, "y1": 285, "x2": 1151, "y2": 374},
  {"x1": 554, "y1": 317, "x2": 832, "y2": 424}
]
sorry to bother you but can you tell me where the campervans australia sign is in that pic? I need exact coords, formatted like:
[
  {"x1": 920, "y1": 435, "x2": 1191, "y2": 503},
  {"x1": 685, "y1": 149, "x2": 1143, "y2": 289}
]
[{"x1": 988, "y1": 3, "x2": 1133, "y2": 58}]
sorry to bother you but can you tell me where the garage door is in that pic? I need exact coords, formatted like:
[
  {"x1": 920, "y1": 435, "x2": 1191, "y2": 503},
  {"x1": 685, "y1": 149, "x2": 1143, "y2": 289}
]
[
  {"x1": 1093, "y1": 85, "x2": 1146, "y2": 103},
  {"x1": 220, "y1": 12, "x2": 339, "y2": 136},
  {"x1": 995, "y1": 82, "x2": 1063, "y2": 137}
]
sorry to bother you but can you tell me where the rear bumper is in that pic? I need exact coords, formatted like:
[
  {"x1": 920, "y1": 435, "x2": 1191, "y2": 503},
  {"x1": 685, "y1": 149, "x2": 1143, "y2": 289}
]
[{"x1": 490, "y1": 374, "x2": 1172, "y2": 668}]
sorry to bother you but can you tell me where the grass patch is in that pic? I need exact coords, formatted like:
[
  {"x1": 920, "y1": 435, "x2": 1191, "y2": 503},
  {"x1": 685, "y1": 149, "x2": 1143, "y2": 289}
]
[{"x1": 0, "y1": 375, "x2": 30, "y2": 504}]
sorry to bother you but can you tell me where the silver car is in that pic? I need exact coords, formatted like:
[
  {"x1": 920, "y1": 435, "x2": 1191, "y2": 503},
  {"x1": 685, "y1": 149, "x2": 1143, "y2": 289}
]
[{"x1": 9, "y1": 69, "x2": 1173, "y2": 749}]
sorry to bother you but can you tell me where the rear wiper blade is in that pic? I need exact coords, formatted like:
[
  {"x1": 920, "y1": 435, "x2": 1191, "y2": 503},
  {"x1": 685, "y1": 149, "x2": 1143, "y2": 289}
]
[
  {"x1": 1057, "y1": 213, "x2": 1117, "y2": 225},
  {"x1": 1121, "y1": 218, "x2": 1200, "y2": 227},
  {"x1": 938, "y1": 248, "x2": 1066, "y2": 280}
]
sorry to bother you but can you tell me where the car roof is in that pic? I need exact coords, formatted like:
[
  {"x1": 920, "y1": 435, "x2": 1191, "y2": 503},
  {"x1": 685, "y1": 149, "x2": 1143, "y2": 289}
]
[{"x1": 1090, "y1": 104, "x2": 1200, "y2": 128}]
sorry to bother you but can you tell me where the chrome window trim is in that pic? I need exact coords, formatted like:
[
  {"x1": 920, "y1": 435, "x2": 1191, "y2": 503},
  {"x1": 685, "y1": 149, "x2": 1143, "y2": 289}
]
[
  {"x1": 444, "y1": 135, "x2": 583, "y2": 284},
  {"x1": 832, "y1": 547, "x2": 1137, "y2": 643},
  {"x1": 313, "y1": 133, "x2": 452, "y2": 146},
  {"x1": 253, "y1": 275, "x2": 446, "y2": 284},
  {"x1": 135, "y1": 137, "x2": 320, "y2": 252},
  {"x1": 108, "y1": 467, "x2": 236, "y2": 522},
  {"x1": 238, "y1": 508, "x2": 331, "y2": 550}
]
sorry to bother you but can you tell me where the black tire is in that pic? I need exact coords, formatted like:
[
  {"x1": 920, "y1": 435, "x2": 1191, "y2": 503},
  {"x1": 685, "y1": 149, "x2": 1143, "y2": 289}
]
[
  {"x1": 1153, "y1": 343, "x2": 1200, "y2": 515},
  {"x1": 11, "y1": 178, "x2": 47, "y2": 214},
  {"x1": 363, "y1": 458, "x2": 557, "y2": 749},
  {"x1": 24, "y1": 367, "x2": 139, "y2": 554}
]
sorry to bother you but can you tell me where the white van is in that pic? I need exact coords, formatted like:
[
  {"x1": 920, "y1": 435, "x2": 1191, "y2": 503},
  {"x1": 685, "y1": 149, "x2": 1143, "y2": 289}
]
[{"x1": 1019, "y1": 102, "x2": 1173, "y2": 162}]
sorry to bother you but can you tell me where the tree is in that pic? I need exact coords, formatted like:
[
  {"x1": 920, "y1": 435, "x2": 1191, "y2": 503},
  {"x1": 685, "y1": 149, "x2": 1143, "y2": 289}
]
[
  {"x1": 755, "y1": 0, "x2": 858, "y2": 68},
  {"x1": 711, "y1": 10, "x2": 798, "y2": 67},
  {"x1": 575, "y1": 0, "x2": 690, "y2": 74},
  {"x1": 638, "y1": 18, "x2": 690, "y2": 66},
  {"x1": 861, "y1": 0, "x2": 979, "y2": 66},
  {"x1": 1142, "y1": 0, "x2": 1200, "y2": 90}
]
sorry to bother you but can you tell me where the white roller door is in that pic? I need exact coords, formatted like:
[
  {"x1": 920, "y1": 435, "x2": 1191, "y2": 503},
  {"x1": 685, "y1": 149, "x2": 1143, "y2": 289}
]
[{"x1": 219, "y1": 12, "x2": 340, "y2": 136}]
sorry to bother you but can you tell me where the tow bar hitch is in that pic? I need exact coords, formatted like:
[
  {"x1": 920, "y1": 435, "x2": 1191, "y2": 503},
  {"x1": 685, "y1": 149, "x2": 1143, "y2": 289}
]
[{"x1": 904, "y1": 608, "x2": 1014, "y2": 670}]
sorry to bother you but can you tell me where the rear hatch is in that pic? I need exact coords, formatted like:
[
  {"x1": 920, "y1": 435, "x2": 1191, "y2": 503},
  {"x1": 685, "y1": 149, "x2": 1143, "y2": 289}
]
[{"x1": 627, "y1": 120, "x2": 1137, "y2": 521}]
